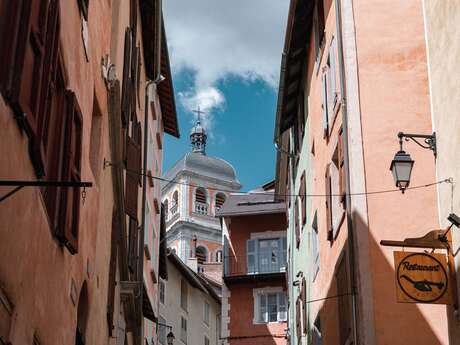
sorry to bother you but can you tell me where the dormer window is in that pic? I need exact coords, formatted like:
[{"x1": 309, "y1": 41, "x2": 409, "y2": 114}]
[{"x1": 215, "y1": 193, "x2": 226, "y2": 212}]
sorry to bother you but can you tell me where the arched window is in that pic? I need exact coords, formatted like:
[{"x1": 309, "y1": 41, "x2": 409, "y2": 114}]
[
  {"x1": 171, "y1": 191, "x2": 179, "y2": 214},
  {"x1": 194, "y1": 188, "x2": 208, "y2": 215},
  {"x1": 216, "y1": 250, "x2": 223, "y2": 263},
  {"x1": 196, "y1": 246, "x2": 207, "y2": 264},
  {"x1": 215, "y1": 193, "x2": 226, "y2": 212}
]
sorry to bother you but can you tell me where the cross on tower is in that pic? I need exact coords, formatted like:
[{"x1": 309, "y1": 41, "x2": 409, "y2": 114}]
[{"x1": 192, "y1": 106, "x2": 206, "y2": 123}]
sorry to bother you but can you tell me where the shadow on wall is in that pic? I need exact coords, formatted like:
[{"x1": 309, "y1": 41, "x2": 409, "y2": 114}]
[{"x1": 314, "y1": 212, "x2": 445, "y2": 345}]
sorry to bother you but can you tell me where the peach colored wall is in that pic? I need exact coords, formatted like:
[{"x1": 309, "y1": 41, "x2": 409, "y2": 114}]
[
  {"x1": 0, "y1": 1, "x2": 114, "y2": 344},
  {"x1": 300, "y1": 0, "x2": 448, "y2": 344}
]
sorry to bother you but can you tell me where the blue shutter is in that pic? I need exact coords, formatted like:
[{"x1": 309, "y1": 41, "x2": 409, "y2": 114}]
[
  {"x1": 322, "y1": 73, "x2": 328, "y2": 137},
  {"x1": 247, "y1": 239, "x2": 257, "y2": 274}
]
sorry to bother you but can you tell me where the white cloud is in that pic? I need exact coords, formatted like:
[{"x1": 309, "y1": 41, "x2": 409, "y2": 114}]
[{"x1": 163, "y1": 0, "x2": 290, "y2": 130}]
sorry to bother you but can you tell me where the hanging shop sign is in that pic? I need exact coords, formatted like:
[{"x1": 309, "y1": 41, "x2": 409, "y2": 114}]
[{"x1": 394, "y1": 251, "x2": 450, "y2": 304}]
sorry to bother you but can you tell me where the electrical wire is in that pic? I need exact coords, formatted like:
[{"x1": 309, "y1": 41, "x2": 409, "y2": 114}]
[{"x1": 106, "y1": 161, "x2": 451, "y2": 199}]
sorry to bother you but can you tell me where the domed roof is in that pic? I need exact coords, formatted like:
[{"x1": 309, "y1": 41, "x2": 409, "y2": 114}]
[{"x1": 163, "y1": 152, "x2": 241, "y2": 188}]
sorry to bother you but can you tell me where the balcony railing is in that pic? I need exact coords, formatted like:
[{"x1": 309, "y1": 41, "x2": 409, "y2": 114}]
[
  {"x1": 224, "y1": 255, "x2": 286, "y2": 278},
  {"x1": 194, "y1": 202, "x2": 209, "y2": 215}
]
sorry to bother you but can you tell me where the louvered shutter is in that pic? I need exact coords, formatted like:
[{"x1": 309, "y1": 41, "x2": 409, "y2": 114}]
[
  {"x1": 295, "y1": 200, "x2": 300, "y2": 248},
  {"x1": 247, "y1": 239, "x2": 257, "y2": 274},
  {"x1": 325, "y1": 165, "x2": 333, "y2": 241},
  {"x1": 128, "y1": 217, "x2": 138, "y2": 274},
  {"x1": 125, "y1": 133, "x2": 140, "y2": 219},
  {"x1": 121, "y1": 28, "x2": 132, "y2": 127},
  {"x1": 296, "y1": 296, "x2": 302, "y2": 342},
  {"x1": 58, "y1": 91, "x2": 83, "y2": 254},
  {"x1": 107, "y1": 211, "x2": 118, "y2": 336},
  {"x1": 301, "y1": 278, "x2": 308, "y2": 334},
  {"x1": 337, "y1": 255, "x2": 351, "y2": 345},
  {"x1": 322, "y1": 73, "x2": 329, "y2": 138},
  {"x1": 338, "y1": 129, "x2": 345, "y2": 203},
  {"x1": 300, "y1": 171, "x2": 306, "y2": 225}
]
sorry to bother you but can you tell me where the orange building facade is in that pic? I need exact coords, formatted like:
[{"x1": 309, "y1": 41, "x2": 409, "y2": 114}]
[
  {"x1": 275, "y1": 0, "x2": 452, "y2": 344},
  {"x1": 0, "y1": 1, "x2": 178, "y2": 345},
  {"x1": 218, "y1": 192, "x2": 288, "y2": 345}
]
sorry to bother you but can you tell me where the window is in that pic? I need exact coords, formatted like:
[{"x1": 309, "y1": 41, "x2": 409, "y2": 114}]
[
  {"x1": 147, "y1": 131, "x2": 155, "y2": 187},
  {"x1": 196, "y1": 246, "x2": 207, "y2": 264},
  {"x1": 203, "y1": 302, "x2": 210, "y2": 326},
  {"x1": 300, "y1": 171, "x2": 306, "y2": 225},
  {"x1": 215, "y1": 250, "x2": 223, "y2": 263},
  {"x1": 159, "y1": 280, "x2": 165, "y2": 305},
  {"x1": 171, "y1": 191, "x2": 179, "y2": 214},
  {"x1": 312, "y1": 315, "x2": 323, "y2": 345},
  {"x1": 321, "y1": 72, "x2": 329, "y2": 138},
  {"x1": 215, "y1": 193, "x2": 226, "y2": 211},
  {"x1": 247, "y1": 237, "x2": 287, "y2": 274},
  {"x1": 295, "y1": 200, "x2": 300, "y2": 248},
  {"x1": 327, "y1": 37, "x2": 338, "y2": 116},
  {"x1": 194, "y1": 188, "x2": 208, "y2": 215},
  {"x1": 180, "y1": 279, "x2": 188, "y2": 311},
  {"x1": 204, "y1": 336, "x2": 210, "y2": 345},
  {"x1": 312, "y1": 212, "x2": 320, "y2": 281},
  {"x1": 180, "y1": 317, "x2": 187, "y2": 344},
  {"x1": 254, "y1": 290, "x2": 287, "y2": 323},
  {"x1": 158, "y1": 316, "x2": 166, "y2": 345},
  {"x1": 164, "y1": 199, "x2": 169, "y2": 220},
  {"x1": 144, "y1": 201, "x2": 151, "y2": 259},
  {"x1": 313, "y1": 0, "x2": 325, "y2": 65}
]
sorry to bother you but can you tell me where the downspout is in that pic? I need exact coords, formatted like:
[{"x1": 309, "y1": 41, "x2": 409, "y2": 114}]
[{"x1": 335, "y1": 0, "x2": 359, "y2": 343}]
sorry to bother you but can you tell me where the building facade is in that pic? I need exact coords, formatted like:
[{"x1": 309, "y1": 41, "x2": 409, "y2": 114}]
[
  {"x1": 162, "y1": 119, "x2": 241, "y2": 266},
  {"x1": 218, "y1": 191, "x2": 287, "y2": 345},
  {"x1": 0, "y1": 1, "x2": 178, "y2": 345},
  {"x1": 158, "y1": 251, "x2": 221, "y2": 345},
  {"x1": 275, "y1": 0, "x2": 450, "y2": 344},
  {"x1": 423, "y1": 1, "x2": 460, "y2": 343}
]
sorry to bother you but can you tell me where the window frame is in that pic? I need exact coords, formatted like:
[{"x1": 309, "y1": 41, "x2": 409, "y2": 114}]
[
  {"x1": 203, "y1": 301, "x2": 210, "y2": 326},
  {"x1": 247, "y1": 236, "x2": 287, "y2": 274},
  {"x1": 253, "y1": 287, "x2": 287, "y2": 324},
  {"x1": 180, "y1": 316, "x2": 187, "y2": 344}
]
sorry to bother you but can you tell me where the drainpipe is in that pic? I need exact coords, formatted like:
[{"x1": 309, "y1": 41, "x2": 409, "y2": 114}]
[{"x1": 335, "y1": 0, "x2": 359, "y2": 343}]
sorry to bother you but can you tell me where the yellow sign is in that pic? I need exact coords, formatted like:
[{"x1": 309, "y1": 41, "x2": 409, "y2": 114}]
[{"x1": 394, "y1": 251, "x2": 450, "y2": 304}]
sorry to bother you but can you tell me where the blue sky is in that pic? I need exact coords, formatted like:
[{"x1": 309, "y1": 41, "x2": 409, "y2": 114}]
[{"x1": 163, "y1": 0, "x2": 290, "y2": 191}]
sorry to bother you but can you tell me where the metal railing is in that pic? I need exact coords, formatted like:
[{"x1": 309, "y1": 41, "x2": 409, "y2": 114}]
[
  {"x1": 194, "y1": 201, "x2": 209, "y2": 215},
  {"x1": 224, "y1": 255, "x2": 286, "y2": 277}
]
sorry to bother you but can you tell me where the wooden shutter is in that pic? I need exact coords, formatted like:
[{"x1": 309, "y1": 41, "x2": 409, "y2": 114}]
[
  {"x1": 107, "y1": 210, "x2": 118, "y2": 336},
  {"x1": 0, "y1": 288, "x2": 13, "y2": 344},
  {"x1": 295, "y1": 199, "x2": 300, "y2": 248},
  {"x1": 301, "y1": 277, "x2": 308, "y2": 334},
  {"x1": 337, "y1": 255, "x2": 351, "y2": 345},
  {"x1": 338, "y1": 128, "x2": 345, "y2": 203},
  {"x1": 300, "y1": 171, "x2": 306, "y2": 225},
  {"x1": 296, "y1": 296, "x2": 302, "y2": 342},
  {"x1": 131, "y1": 46, "x2": 140, "y2": 117},
  {"x1": 58, "y1": 91, "x2": 83, "y2": 254},
  {"x1": 325, "y1": 165, "x2": 333, "y2": 242},
  {"x1": 321, "y1": 73, "x2": 329, "y2": 138},
  {"x1": 246, "y1": 239, "x2": 257, "y2": 274},
  {"x1": 128, "y1": 217, "x2": 138, "y2": 274},
  {"x1": 125, "y1": 134, "x2": 140, "y2": 219},
  {"x1": 121, "y1": 28, "x2": 132, "y2": 127}
]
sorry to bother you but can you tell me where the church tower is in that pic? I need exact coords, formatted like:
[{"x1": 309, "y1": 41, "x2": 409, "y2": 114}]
[{"x1": 161, "y1": 115, "x2": 241, "y2": 268}]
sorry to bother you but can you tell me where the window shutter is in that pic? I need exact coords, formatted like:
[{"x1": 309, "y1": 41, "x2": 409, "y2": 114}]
[
  {"x1": 337, "y1": 255, "x2": 351, "y2": 345},
  {"x1": 128, "y1": 217, "x2": 138, "y2": 274},
  {"x1": 312, "y1": 213, "x2": 320, "y2": 279},
  {"x1": 223, "y1": 236, "x2": 229, "y2": 276},
  {"x1": 259, "y1": 294, "x2": 267, "y2": 323},
  {"x1": 121, "y1": 28, "x2": 132, "y2": 127},
  {"x1": 300, "y1": 171, "x2": 306, "y2": 225},
  {"x1": 329, "y1": 38, "x2": 337, "y2": 109},
  {"x1": 58, "y1": 91, "x2": 83, "y2": 255},
  {"x1": 338, "y1": 129, "x2": 345, "y2": 203},
  {"x1": 125, "y1": 133, "x2": 140, "y2": 219},
  {"x1": 295, "y1": 200, "x2": 300, "y2": 248},
  {"x1": 321, "y1": 73, "x2": 329, "y2": 138},
  {"x1": 278, "y1": 292, "x2": 287, "y2": 321},
  {"x1": 296, "y1": 296, "x2": 302, "y2": 342},
  {"x1": 107, "y1": 211, "x2": 118, "y2": 336},
  {"x1": 116, "y1": 315, "x2": 126, "y2": 345},
  {"x1": 301, "y1": 278, "x2": 308, "y2": 334},
  {"x1": 281, "y1": 237, "x2": 287, "y2": 271},
  {"x1": 325, "y1": 165, "x2": 333, "y2": 241},
  {"x1": 247, "y1": 239, "x2": 257, "y2": 274}
]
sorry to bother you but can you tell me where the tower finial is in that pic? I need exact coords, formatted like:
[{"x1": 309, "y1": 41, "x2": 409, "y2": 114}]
[{"x1": 190, "y1": 106, "x2": 207, "y2": 154}]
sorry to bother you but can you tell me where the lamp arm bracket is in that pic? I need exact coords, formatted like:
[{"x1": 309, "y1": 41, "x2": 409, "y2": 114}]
[{"x1": 397, "y1": 132, "x2": 436, "y2": 157}]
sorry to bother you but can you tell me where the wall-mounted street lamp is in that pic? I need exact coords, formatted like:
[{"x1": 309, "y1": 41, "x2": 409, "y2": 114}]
[
  {"x1": 155, "y1": 321, "x2": 175, "y2": 345},
  {"x1": 390, "y1": 132, "x2": 436, "y2": 193}
]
